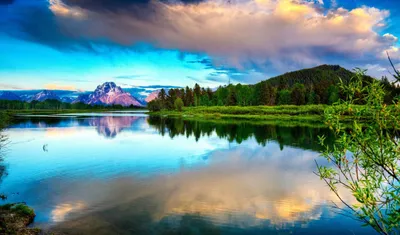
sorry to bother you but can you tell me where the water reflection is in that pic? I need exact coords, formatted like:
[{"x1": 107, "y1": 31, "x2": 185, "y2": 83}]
[
  {"x1": 3, "y1": 114, "x2": 374, "y2": 234},
  {"x1": 147, "y1": 116, "x2": 336, "y2": 151},
  {"x1": 46, "y1": 145, "x2": 356, "y2": 234},
  {"x1": 0, "y1": 125, "x2": 7, "y2": 198},
  {"x1": 88, "y1": 116, "x2": 141, "y2": 138},
  {"x1": 12, "y1": 115, "x2": 143, "y2": 139},
  {"x1": 12, "y1": 115, "x2": 335, "y2": 150}
]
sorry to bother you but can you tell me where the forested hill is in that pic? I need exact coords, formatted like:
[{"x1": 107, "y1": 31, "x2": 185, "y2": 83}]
[
  {"x1": 261, "y1": 64, "x2": 373, "y2": 89},
  {"x1": 146, "y1": 64, "x2": 399, "y2": 110}
]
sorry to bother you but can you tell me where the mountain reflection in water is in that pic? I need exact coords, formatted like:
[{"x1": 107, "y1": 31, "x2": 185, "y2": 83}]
[
  {"x1": 2, "y1": 114, "x2": 374, "y2": 234},
  {"x1": 12, "y1": 115, "x2": 334, "y2": 150}
]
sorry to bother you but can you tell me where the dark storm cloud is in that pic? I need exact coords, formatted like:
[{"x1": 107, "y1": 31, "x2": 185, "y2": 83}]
[
  {"x1": 0, "y1": 0, "x2": 14, "y2": 5},
  {"x1": 3, "y1": 3, "x2": 154, "y2": 54},
  {"x1": 8, "y1": 6, "x2": 98, "y2": 52},
  {"x1": 62, "y1": 0, "x2": 206, "y2": 12}
]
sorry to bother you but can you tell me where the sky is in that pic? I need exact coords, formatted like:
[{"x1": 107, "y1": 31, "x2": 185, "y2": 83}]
[{"x1": 0, "y1": 0, "x2": 399, "y2": 91}]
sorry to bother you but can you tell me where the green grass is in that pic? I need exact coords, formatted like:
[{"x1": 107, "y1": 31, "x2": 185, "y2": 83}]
[
  {"x1": 0, "y1": 203, "x2": 35, "y2": 217},
  {"x1": 183, "y1": 105, "x2": 326, "y2": 115},
  {"x1": 150, "y1": 105, "x2": 328, "y2": 121},
  {"x1": 164, "y1": 115, "x2": 329, "y2": 128},
  {"x1": 0, "y1": 203, "x2": 39, "y2": 235}
]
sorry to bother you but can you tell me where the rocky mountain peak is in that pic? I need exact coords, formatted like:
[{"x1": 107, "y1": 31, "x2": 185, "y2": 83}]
[
  {"x1": 30, "y1": 90, "x2": 60, "y2": 102},
  {"x1": 95, "y1": 82, "x2": 123, "y2": 95},
  {"x1": 145, "y1": 90, "x2": 161, "y2": 103},
  {"x1": 74, "y1": 82, "x2": 142, "y2": 107}
]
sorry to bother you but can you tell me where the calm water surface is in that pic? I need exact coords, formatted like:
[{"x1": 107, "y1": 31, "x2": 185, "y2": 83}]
[{"x1": 0, "y1": 113, "x2": 375, "y2": 234}]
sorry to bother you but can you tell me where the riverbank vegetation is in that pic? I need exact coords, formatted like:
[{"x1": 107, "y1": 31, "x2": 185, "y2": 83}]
[
  {"x1": 150, "y1": 105, "x2": 327, "y2": 121},
  {"x1": 0, "y1": 203, "x2": 39, "y2": 235},
  {"x1": 148, "y1": 104, "x2": 387, "y2": 122}
]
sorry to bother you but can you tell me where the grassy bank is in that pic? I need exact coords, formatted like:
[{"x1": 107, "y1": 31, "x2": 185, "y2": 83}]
[
  {"x1": 149, "y1": 105, "x2": 328, "y2": 121},
  {"x1": 0, "y1": 203, "x2": 40, "y2": 235},
  {"x1": 3, "y1": 105, "x2": 370, "y2": 122},
  {"x1": 151, "y1": 115, "x2": 330, "y2": 128}
]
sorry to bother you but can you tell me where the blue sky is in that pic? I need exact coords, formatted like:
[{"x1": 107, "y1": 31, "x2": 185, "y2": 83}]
[{"x1": 0, "y1": 0, "x2": 399, "y2": 91}]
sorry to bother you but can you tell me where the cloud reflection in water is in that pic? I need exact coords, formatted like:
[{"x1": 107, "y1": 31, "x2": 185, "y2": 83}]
[{"x1": 4, "y1": 115, "x2": 368, "y2": 234}]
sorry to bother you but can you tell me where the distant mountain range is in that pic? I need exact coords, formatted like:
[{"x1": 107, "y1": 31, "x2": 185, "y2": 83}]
[
  {"x1": 28, "y1": 90, "x2": 60, "y2": 102},
  {"x1": 0, "y1": 89, "x2": 89, "y2": 102},
  {"x1": 0, "y1": 83, "x2": 180, "y2": 107},
  {"x1": 1, "y1": 65, "x2": 374, "y2": 106},
  {"x1": 0, "y1": 91, "x2": 21, "y2": 101}
]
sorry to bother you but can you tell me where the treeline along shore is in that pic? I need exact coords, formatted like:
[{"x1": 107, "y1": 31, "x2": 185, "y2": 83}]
[{"x1": 147, "y1": 65, "x2": 400, "y2": 114}]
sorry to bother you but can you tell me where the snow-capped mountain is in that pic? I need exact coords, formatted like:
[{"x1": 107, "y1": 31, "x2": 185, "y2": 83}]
[
  {"x1": 73, "y1": 82, "x2": 142, "y2": 107},
  {"x1": 29, "y1": 90, "x2": 60, "y2": 102},
  {"x1": 0, "y1": 91, "x2": 21, "y2": 101}
]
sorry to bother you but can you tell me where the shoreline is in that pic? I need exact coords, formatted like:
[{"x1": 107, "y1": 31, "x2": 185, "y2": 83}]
[
  {"x1": 2, "y1": 104, "x2": 376, "y2": 125},
  {"x1": 148, "y1": 105, "x2": 328, "y2": 122},
  {"x1": 0, "y1": 203, "x2": 41, "y2": 235}
]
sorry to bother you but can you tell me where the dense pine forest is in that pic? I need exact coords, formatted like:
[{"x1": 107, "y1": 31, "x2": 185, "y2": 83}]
[{"x1": 148, "y1": 65, "x2": 400, "y2": 111}]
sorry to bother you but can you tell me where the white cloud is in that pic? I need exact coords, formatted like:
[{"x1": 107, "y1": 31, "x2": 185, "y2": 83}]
[
  {"x1": 48, "y1": 0, "x2": 399, "y2": 74},
  {"x1": 383, "y1": 33, "x2": 398, "y2": 43},
  {"x1": 384, "y1": 46, "x2": 400, "y2": 60}
]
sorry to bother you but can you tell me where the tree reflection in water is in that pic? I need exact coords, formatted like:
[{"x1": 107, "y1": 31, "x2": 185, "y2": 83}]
[{"x1": 147, "y1": 116, "x2": 335, "y2": 151}]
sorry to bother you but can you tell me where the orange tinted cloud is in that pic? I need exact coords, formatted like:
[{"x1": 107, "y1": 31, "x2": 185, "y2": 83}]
[
  {"x1": 44, "y1": 83, "x2": 77, "y2": 91},
  {"x1": 48, "y1": 0, "x2": 396, "y2": 71}
]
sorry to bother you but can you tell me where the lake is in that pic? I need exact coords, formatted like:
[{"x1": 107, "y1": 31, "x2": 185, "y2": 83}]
[{"x1": 0, "y1": 112, "x2": 375, "y2": 234}]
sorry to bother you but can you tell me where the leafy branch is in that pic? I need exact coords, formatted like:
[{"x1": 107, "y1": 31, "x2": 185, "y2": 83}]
[{"x1": 316, "y1": 67, "x2": 400, "y2": 235}]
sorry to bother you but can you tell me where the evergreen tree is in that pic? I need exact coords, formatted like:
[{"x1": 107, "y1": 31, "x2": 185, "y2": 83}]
[
  {"x1": 327, "y1": 85, "x2": 339, "y2": 105},
  {"x1": 184, "y1": 86, "x2": 194, "y2": 106},
  {"x1": 266, "y1": 83, "x2": 277, "y2": 105},
  {"x1": 278, "y1": 89, "x2": 291, "y2": 105},
  {"x1": 194, "y1": 83, "x2": 201, "y2": 106},
  {"x1": 174, "y1": 98, "x2": 184, "y2": 111},
  {"x1": 158, "y1": 89, "x2": 167, "y2": 109},
  {"x1": 226, "y1": 87, "x2": 237, "y2": 106},
  {"x1": 291, "y1": 83, "x2": 306, "y2": 105}
]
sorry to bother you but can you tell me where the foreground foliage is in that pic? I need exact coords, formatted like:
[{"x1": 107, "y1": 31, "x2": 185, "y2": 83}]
[{"x1": 316, "y1": 68, "x2": 400, "y2": 234}]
